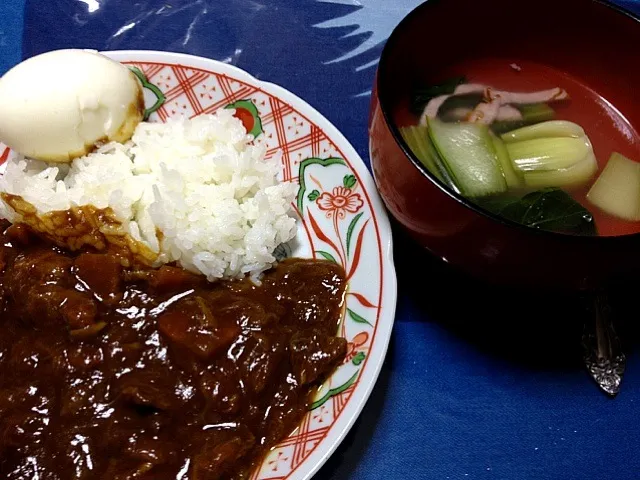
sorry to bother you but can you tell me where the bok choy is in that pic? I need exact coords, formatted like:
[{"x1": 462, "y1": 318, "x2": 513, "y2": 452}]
[{"x1": 500, "y1": 120, "x2": 597, "y2": 188}]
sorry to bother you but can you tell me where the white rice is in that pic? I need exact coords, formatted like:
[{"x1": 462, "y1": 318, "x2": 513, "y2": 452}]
[{"x1": 0, "y1": 109, "x2": 299, "y2": 281}]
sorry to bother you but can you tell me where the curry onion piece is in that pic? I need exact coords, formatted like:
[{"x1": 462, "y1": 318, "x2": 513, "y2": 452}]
[
  {"x1": 586, "y1": 152, "x2": 640, "y2": 221},
  {"x1": 427, "y1": 117, "x2": 507, "y2": 198},
  {"x1": 70, "y1": 321, "x2": 107, "y2": 339},
  {"x1": 195, "y1": 296, "x2": 216, "y2": 327}
]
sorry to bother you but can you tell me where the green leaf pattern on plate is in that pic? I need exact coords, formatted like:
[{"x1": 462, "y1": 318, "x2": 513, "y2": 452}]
[{"x1": 129, "y1": 66, "x2": 166, "y2": 121}]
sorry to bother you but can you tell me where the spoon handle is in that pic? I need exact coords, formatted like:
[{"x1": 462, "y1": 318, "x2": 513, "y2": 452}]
[{"x1": 582, "y1": 292, "x2": 626, "y2": 397}]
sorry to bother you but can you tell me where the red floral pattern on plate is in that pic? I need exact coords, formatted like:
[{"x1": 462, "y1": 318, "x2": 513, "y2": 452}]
[{"x1": 317, "y1": 186, "x2": 364, "y2": 219}]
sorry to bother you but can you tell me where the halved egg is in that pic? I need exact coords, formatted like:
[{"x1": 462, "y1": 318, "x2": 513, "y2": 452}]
[{"x1": 0, "y1": 49, "x2": 145, "y2": 163}]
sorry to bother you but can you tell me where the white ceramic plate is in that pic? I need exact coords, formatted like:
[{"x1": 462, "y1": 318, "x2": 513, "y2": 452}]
[{"x1": 0, "y1": 50, "x2": 397, "y2": 480}]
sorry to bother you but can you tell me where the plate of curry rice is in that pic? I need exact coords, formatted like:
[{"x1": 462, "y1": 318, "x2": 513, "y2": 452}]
[{"x1": 0, "y1": 50, "x2": 397, "y2": 480}]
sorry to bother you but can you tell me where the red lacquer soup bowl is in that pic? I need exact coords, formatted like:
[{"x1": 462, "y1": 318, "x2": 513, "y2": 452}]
[{"x1": 369, "y1": 0, "x2": 640, "y2": 291}]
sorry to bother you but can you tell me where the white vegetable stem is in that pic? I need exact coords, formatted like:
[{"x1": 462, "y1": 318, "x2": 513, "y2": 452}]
[{"x1": 587, "y1": 152, "x2": 640, "y2": 221}]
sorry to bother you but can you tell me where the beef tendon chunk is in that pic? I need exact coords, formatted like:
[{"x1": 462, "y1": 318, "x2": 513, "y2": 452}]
[
  {"x1": 116, "y1": 370, "x2": 178, "y2": 411},
  {"x1": 199, "y1": 363, "x2": 243, "y2": 415},
  {"x1": 8, "y1": 338, "x2": 60, "y2": 376},
  {"x1": 158, "y1": 297, "x2": 240, "y2": 361},
  {"x1": 3, "y1": 223, "x2": 32, "y2": 246},
  {"x1": 60, "y1": 374, "x2": 109, "y2": 416},
  {"x1": 7, "y1": 249, "x2": 98, "y2": 329},
  {"x1": 65, "y1": 343, "x2": 104, "y2": 371},
  {"x1": 0, "y1": 247, "x2": 7, "y2": 274},
  {"x1": 0, "y1": 384, "x2": 54, "y2": 454},
  {"x1": 9, "y1": 249, "x2": 74, "y2": 294},
  {"x1": 237, "y1": 332, "x2": 286, "y2": 395},
  {"x1": 290, "y1": 329, "x2": 347, "y2": 385},
  {"x1": 261, "y1": 259, "x2": 347, "y2": 335},
  {"x1": 74, "y1": 253, "x2": 123, "y2": 303},
  {"x1": 191, "y1": 429, "x2": 255, "y2": 480},
  {"x1": 61, "y1": 291, "x2": 99, "y2": 330},
  {"x1": 124, "y1": 434, "x2": 178, "y2": 468},
  {"x1": 147, "y1": 265, "x2": 205, "y2": 293}
]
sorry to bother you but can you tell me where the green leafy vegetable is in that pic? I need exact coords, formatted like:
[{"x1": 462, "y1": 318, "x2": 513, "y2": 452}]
[
  {"x1": 438, "y1": 94, "x2": 484, "y2": 121},
  {"x1": 410, "y1": 76, "x2": 467, "y2": 116},
  {"x1": 491, "y1": 103, "x2": 556, "y2": 134},
  {"x1": 476, "y1": 188, "x2": 597, "y2": 235}
]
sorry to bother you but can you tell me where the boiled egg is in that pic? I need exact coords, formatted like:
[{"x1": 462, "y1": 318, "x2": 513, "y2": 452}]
[{"x1": 0, "y1": 49, "x2": 145, "y2": 163}]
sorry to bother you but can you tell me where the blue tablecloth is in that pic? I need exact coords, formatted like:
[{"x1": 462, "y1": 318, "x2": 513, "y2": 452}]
[{"x1": 3, "y1": 1, "x2": 640, "y2": 478}]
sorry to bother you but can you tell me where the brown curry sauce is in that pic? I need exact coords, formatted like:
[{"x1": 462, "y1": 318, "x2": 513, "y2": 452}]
[{"x1": 0, "y1": 220, "x2": 348, "y2": 479}]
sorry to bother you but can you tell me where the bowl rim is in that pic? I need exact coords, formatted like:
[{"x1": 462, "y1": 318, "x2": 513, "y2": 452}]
[{"x1": 376, "y1": 0, "x2": 640, "y2": 244}]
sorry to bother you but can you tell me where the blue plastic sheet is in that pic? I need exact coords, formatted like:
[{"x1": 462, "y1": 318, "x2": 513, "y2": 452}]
[
  {"x1": 3, "y1": 0, "x2": 640, "y2": 478},
  {"x1": 21, "y1": 0, "x2": 427, "y2": 163}
]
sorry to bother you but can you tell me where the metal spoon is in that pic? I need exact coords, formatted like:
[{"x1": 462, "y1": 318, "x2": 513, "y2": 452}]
[{"x1": 582, "y1": 292, "x2": 626, "y2": 397}]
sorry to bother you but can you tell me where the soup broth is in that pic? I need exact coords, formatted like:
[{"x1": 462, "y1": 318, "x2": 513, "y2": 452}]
[{"x1": 396, "y1": 58, "x2": 640, "y2": 237}]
